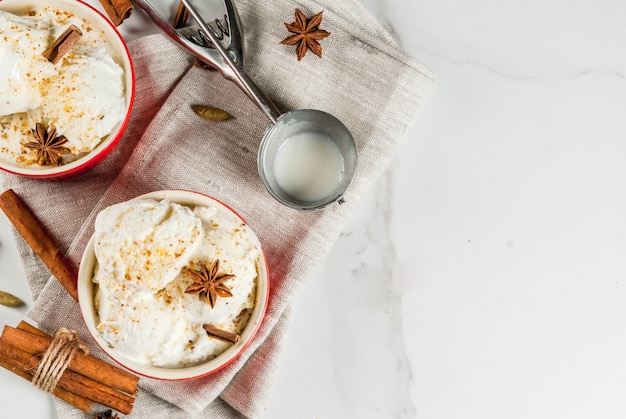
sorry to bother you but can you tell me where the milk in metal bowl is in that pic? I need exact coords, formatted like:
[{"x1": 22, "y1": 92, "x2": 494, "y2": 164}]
[
  {"x1": 0, "y1": 7, "x2": 125, "y2": 167},
  {"x1": 92, "y1": 198, "x2": 261, "y2": 368},
  {"x1": 273, "y1": 131, "x2": 345, "y2": 202}
]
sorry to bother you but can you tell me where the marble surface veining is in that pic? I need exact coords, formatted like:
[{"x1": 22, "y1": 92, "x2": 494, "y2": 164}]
[
  {"x1": 2, "y1": 0, "x2": 626, "y2": 418},
  {"x1": 269, "y1": 173, "x2": 417, "y2": 418}
]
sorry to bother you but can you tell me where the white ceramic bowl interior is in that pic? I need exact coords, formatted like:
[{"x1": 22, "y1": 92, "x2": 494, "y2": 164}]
[
  {"x1": 0, "y1": 0, "x2": 135, "y2": 179},
  {"x1": 77, "y1": 190, "x2": 269, "y2": 380}
]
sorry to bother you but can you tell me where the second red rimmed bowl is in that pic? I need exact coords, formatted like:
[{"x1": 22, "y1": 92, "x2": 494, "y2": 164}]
[{"x1": 77, "y1": 190, "x2": 269, "y2": 380}]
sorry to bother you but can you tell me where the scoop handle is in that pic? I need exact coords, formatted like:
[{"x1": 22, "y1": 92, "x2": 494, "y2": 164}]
[{"x1": 182, "y1": 0, "x2": 281, "y2": 124}]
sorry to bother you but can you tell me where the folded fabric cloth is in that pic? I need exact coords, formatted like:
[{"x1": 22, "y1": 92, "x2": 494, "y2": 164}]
[{"x1": 0, "y1": 0, "x2": 435, "y2": 417}]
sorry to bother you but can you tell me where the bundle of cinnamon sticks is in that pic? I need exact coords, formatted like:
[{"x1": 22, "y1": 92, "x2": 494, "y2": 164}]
[{"x1": 0, "y1": 321, "x2": 138, "y2": 415}]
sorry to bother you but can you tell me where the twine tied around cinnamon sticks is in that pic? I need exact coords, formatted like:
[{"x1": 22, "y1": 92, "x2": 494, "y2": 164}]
[
  {"x1": 0, "y1": 321, "x2": 138, "y2": 414},
  {"x1": 32, "y1": 328, "x2": 90, "y2": 394}
]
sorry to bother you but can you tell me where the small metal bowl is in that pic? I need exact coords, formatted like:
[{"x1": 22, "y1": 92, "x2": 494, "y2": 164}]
[{"x1": 257, "y1": 109, "x2": 358, "y2": 210}]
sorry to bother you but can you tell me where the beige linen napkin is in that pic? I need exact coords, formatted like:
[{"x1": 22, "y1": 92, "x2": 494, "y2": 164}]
[{"x1": 0, "y1": 0, "x2": 435, "y2": 417}]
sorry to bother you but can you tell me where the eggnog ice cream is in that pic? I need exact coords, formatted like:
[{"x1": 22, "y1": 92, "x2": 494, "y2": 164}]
[
  {"x1": 92, "y1": 199, "x2": 261, "y2": 368},
  {"x1": 0, "y1": 7, "x2": 125, "y2": 167}
]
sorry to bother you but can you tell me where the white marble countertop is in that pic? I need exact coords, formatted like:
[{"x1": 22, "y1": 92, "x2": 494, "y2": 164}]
[{"x1": 2, "y1": 0, "x2": 626, "y2": 417}]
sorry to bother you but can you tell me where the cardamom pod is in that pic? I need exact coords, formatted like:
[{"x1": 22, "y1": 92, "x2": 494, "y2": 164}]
[
  {"x1": 191, "y1": 105, "x2": 233, "y2": 121},
  {"x1": 0, "y1": 290, "x2": 23, "y2": 307}
]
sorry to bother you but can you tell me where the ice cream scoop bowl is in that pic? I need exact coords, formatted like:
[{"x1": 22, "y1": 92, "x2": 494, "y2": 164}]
[
  {"x1": 135, "y1": 0, "x2": 357, "y2": 209},
  {"x1": 258, "y1": 110, "x2": 357, "y2": 210}
]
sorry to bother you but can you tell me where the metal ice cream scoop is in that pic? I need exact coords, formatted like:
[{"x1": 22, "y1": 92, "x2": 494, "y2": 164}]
[{"x1": 134, "y1": 0, "x2": 357, "y2": 209}]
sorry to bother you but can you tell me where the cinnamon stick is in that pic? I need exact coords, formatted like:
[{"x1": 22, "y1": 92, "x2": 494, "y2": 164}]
[
  {"x1": 42, "y1": 24, "x2": 82, "y2": 64},
  {"x1": 203, "y1": 324, "x2": 240, "y2": 344},
  {"x1": 17, "y1": 321, "x2": 133, "y2": 404},
  {"x1": 0, "y1": 357, "x2": 94, "y2": 413},
  {"x1": 63, "y1": 366, "x2": 135, "y2": 406},
  {"x1": 173, "y1": 1, "x2": 189, "y2": 28},
  {"x1": 0, "y1": 341, "x2": 133, "y2": 414},
  {"x1": 99, "y1": 0, "x2": 133, "y2": 26},
  {"x1": 16, "y1": 320, "x2": 46, "y2": 337},
  {"x1": 0, "y1": 189, "x2": 78, "y2": 300},
  {"x1": 2, "y1": 326, "x2": 138, "y2": 395}
]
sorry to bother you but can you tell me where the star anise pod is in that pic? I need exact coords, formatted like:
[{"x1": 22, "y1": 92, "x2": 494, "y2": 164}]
[
  {"x1": 184, "y1": 260, "x2": 235, "y2": 308},
  {"x1": 24, "y1": 123, "x2": 71, "y2": 166},
  {"x1": 280, "y1": 8, "x2": 331, "y2": 61}
]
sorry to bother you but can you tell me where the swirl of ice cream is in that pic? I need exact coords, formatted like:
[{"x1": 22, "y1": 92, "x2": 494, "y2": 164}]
[
  {"x1": 92, "y1": 198, "x2": 261, "y2": 368},
  {"x1": 0, "y1": 7, "x2": 125, "y2": 167}
]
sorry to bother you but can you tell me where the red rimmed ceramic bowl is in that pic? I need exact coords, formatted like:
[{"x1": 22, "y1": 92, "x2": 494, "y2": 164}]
[
  {"x1": 77, "y1": 190, "x2": 270, "y2": 380},
  {"x1": 0, "y1": 0, "x2": 135, "y2": 179}
]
